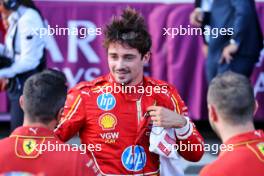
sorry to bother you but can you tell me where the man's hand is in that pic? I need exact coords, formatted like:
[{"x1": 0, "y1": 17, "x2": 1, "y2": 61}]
[
  {"x1": 220, "y1": 43, "x2": 239, "y2": 64},
  {"x1": 0, "y1": 79, "x2": 8, "y2": 92},
  {"x1": 147, "y1": 106, "x2": 187, "y2": 128},
  {"x1": 189, "y1": 8, "x2": 203, "y2": 27}
]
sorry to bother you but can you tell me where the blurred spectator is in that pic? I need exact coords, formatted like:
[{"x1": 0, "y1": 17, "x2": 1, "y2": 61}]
[
  {"x1": 190, "y1": 0, "x2": 212, "y2": 57},
  {"x1": 0, "y1": 0, "x2": 46, "y2": 132},
  {"x1": 191, "y1": 0, "x2": 263, "y2": 82},
  {"x1": 0, "y1": 69, "x2": 97, "y2": 176},
  {"x1": 0, "y1": 5, "x2": 8, "y2": 92},
  {"x1": 200, "y1": 71, "x2": 264, "y2": 176}
]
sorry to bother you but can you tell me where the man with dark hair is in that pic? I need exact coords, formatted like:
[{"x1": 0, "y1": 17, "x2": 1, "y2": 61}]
[
  {"x1": 22, "y1": 69, "x2": 67, "y2": 124},
  {"x1": 103, "y1": 9, "x2": 152, "y2": 58},
  {"x1": 0, "y1": 70, "x2": 97, "y2": 176},
  {"x1": 200, "y1": 71, "x2": 264, "y2": 176},
  {"x1": 55, "y1": 8, "x2": 204, "y2": 175}
]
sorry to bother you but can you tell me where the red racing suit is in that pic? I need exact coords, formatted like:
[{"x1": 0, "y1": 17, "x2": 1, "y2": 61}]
[
  {"x1": 200, "y1": 130, "x2": 264, "y2": 176},
  {"x1": 55, "y1": 74, "x2": 204, "y2": 175},
  {"x1": 0, "y1": 126, "x2": 97, "y2": 176}
]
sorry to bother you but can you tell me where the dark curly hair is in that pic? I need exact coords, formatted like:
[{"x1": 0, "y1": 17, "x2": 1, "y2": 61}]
[{"x1": 103, "y1": 7, "x2": 152, "y2": 57}]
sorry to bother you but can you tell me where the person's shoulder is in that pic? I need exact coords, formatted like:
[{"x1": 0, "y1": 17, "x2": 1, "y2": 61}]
[
  {"x1": 23, "y1": 7, "x2": 41, "y2": 19},
  {"x1": 145, "y1": 76, "x2": 170, "y2": 87},
  {"x1": 145, "y1": 76, "x2": 178, "y2": 90},
  {"x1": 199, "y1": 158, "x2": 225, "y2": 176},
  {"x1": 69, "y1": 75, "x2": 110, "y2": 94},
  {"x1": 19, "y1": 6, "x2": 42, "y2": 26},
  {"x1": 145, "y1": 76, "x2": 181, "y2": 96},
  {"x1": 0, "y1": 137, "x2": 13, "y2": 159},
  {"x1": 200, "y1": 149, "x2": 251, "y2": 176},
  {"x1": 0, "y1": 137, "x2": 11, "y2": 146}
]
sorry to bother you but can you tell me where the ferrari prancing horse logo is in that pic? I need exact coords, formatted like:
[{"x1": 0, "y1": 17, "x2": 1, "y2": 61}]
[{"x1": 23, "y1": 139, "x2": 37, "y2": 155}]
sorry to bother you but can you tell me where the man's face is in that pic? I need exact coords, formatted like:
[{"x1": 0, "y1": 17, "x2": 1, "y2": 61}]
[{"x1": 107, "y1": 42, "x2": 149, "y2": 85}]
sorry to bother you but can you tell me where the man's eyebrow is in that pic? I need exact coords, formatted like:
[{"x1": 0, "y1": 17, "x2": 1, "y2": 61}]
[
  {"x1": 108, "y1": 53, "x2": 136, "y2": 57},
  {"x1": 123, "y1": 54, "x2": 136, "y2": 57},
  {"x1": 108, "y1": 53, "x2": 118, "y2": 55}
]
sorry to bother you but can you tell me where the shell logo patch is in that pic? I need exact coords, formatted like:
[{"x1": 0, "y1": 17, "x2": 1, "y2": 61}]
[
  {"x1": 99, "y1": 113, "x2": 117, "y2": 130},
  {"x1": 23, "y1": 139, "x2": 37, "y2": 155}
]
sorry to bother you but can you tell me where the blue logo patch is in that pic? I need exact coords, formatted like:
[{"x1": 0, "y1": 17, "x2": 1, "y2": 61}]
[
  {"x1": 121, "y1": 145, "x2": 147, "y2": 172},
  {"x1": 97, "y1": 93, "x2": 116, "y2": 111}
]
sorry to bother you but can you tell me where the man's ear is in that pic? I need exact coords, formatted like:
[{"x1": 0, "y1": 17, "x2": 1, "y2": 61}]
[
  {"x1": 208, "y1": 104, "x2": 218, "y2": 122},
  {"x1": 143, "y1": 52, "x2": 151, "y2": 64},
  {"x1": 19, "y1": 95, "x2": 24, "y2": 111},
  {"x1": 254, "y1": 100, "x2": 259, "y2": 116}
]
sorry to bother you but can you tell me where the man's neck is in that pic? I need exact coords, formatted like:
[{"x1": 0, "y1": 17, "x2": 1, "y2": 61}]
[
  {"x1": 111, "y1": 74, "x2": 144, "y2": 87},
  {"x1": 220, "y1": 121, "x2": 255, "y2": 143},
  {"x1": 127, "y1": 79, "x2": 143, "y2": 86},
  {"x1": 23, "y1": 117, "x2": 55, "y2": 130},
  {"x1": 126, "y1": 74, "x2": 144, "y2": 86}
]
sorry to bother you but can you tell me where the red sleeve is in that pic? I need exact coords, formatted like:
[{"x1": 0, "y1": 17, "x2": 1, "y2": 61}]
[
  {"x1": 76, "y1": 153, "x2": 99, "y2": 176},
  {"x1": 175, "y1": 122, "x2": 204, "y2": 162},
  {"x1": 168, "y1": 85, "x2": 204, "y2": 162},
  {"x1": 54, "y1": 88, "x2": 86, "y2": 142}
]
